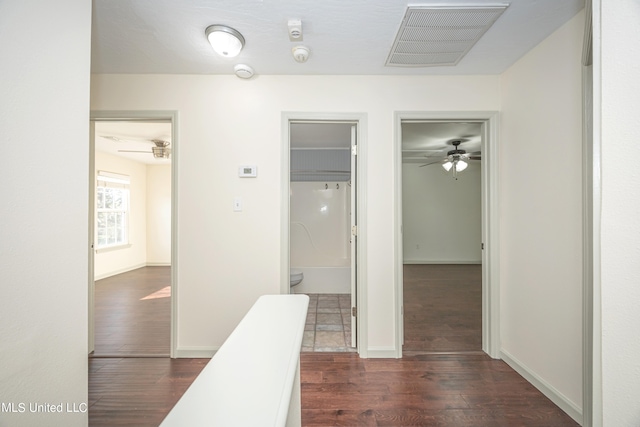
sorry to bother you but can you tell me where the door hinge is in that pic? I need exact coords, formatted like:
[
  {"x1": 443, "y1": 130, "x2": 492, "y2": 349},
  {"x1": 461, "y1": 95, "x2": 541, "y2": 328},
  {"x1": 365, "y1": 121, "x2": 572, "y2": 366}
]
[
  {"x1": 481, "y1": 243, "x2": 485, "y2": 250},
  {"x1": 351, "y1": 225, "x2": 357, "y2": 236},
  {"x1": 351, "y1": 306, "x2": 357, "y2": 317},
  {"x1": 351, "y1": 145, "x2": 357, "y2": 156}
]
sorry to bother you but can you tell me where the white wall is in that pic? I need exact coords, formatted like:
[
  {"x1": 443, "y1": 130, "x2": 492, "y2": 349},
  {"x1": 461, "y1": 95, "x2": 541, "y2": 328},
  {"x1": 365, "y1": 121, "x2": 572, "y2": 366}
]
[
  {"x1": 94, "y1": 152, "x2": 148, "y2": 278},
  {"x1": 499, "y1": 10, "x2": 584, "y2": 419},
  {"x1": 0, "y1": 1, "x2": 90, "y2": 426},
  {"x1": 402, "y1": 162, "x2": 481, "y2": 263},
  {"x1": 147, "y1": 164, "x2": 172, "y2": 265},
  {"x1": 91, "y1": 74, "x2": 500, "y2": 354},
  {"x1": 598, "y1": 2, "x2": 640, "y2": 425}
]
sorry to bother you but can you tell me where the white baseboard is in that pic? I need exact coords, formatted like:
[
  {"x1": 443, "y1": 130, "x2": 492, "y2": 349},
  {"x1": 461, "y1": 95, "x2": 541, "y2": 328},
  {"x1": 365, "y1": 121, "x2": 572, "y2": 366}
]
[
  {"x1": 173, "y1": 346, "x2": 218, "y2": 358},
  {"x1": 94, "y1": 263, "x2": 147, "y2": 280},
  {"x1": 366, "y1": 347, "x2": 401, "y2": 358},
  {"x1": 403, "y1": 260, "x2": 482, "y2": 264},
  {"x1": 94, "y1": 262, "x2": 171, "y2": 280},
  {"x1": 500, "y1": 349, "x2": 582, "y2": 425}
]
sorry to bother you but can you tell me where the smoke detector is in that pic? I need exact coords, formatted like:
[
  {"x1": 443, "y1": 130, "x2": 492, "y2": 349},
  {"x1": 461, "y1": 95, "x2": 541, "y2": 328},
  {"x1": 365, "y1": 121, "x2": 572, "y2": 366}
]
[
  {"x1": 288, "y1": 19, "x2": 303, "y2": 41},
  {"x1": 292, "y1": 46, "x2": 310, "y2": 63},
  {"x1": 234, "y1": 64, "x2": 254, "y2": 79}
]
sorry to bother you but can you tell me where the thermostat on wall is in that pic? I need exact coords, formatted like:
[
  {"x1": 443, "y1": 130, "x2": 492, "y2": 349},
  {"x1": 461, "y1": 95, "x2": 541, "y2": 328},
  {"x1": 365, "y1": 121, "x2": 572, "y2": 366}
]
[{"x1": 238, "y1": 165, "x2": 257, "y2": 178}]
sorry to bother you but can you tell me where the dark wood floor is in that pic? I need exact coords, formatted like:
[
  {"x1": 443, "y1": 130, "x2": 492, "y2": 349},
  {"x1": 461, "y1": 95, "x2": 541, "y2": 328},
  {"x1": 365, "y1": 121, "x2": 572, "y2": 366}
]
[
  {"x1": 89, "y1": 264, "x2": 577, "y2": 426},
  {"x1": 89, "y1": 357, "x2": 207, "y2": 426},
  {"x1": 93, "y1": 266, "x2": 170, "y2": 357},
  {"x1": 300, "y1": 353, "x2": 579, "y2": 427},
  {"x1": 403, "y1": 264, "x2": 482, "y2": 352},
  {"x1": 89, "y1": 353, "x2": 578, "y2": 426}
]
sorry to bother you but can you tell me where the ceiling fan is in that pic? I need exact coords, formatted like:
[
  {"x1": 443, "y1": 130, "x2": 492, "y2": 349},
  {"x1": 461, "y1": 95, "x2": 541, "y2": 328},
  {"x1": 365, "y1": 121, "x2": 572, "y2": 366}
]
[
  {"x1": 117, "y1": 139, "x2": 171, "y2": 159},
  {"x1": 419, "y1": 139, "x2": 480, "y2": 179}
]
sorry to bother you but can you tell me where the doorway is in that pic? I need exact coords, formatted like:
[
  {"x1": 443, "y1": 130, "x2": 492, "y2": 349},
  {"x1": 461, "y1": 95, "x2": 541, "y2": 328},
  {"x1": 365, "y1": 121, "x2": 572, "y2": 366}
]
[
  {"x1": 401, "y1": 121, "x2": 483, "y2": 353},
  {"x1": 394, "y1": 111, "x2": 500, "y2": 358},
  {"x1": 89, "y1": 111, "x2": 178, "y2": 358},
  {"x1": 282, "y1": 113, "x2": 368, "y2": 355}
]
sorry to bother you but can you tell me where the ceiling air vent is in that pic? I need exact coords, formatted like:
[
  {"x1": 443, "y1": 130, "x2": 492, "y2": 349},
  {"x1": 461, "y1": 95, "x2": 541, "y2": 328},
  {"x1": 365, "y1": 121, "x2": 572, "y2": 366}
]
[{"x1": 385, "y1": 5, "x2": 509, "y2": 67}]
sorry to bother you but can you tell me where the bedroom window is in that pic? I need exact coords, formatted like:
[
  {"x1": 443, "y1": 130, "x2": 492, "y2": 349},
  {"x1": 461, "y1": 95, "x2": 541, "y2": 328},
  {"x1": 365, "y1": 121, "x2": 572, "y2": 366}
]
[{"x1": 96, "y1": 171, "x2": 130, "y2": 249}]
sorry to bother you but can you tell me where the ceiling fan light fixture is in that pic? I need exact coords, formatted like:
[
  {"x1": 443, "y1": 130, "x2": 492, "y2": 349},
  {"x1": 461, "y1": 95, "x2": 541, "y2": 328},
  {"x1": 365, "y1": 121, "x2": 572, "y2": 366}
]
[
  {"x1": 456, "y1": 159, "x2": 468, "y2": 172},
  {"x1": 206, "y1": 25, "x2": 245, "y2": 58},
  {"x1": 152, "y1": 146, "x2": 170, "y2": 159},
  {"x1": 442, "y1": 161, "x2": 453, "y2": 172}
]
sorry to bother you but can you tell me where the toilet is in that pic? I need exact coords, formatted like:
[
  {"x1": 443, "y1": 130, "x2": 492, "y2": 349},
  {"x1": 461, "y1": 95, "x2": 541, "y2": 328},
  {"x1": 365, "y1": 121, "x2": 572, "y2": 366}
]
[{"x1": 290, "y1": 269, "x2": 304, "y2": 287}]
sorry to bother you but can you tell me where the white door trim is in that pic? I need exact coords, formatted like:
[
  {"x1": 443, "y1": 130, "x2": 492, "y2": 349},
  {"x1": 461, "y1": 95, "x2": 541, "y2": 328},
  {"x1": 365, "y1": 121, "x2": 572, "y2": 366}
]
[
  {"x1": 89, "y1": 110, "x2": 179, "y2": 358},
  {"x1": 393, "y1": 111, "x2": 500, "y2": 358},
  {"x1": 281, "y1": 112, "x2": 368, "y2": 357}
]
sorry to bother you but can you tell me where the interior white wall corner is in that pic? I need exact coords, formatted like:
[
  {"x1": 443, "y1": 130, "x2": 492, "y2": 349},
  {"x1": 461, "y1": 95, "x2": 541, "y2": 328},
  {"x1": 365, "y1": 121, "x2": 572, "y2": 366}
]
[{"x1": 499, "y1": 9, "x2": 585, "y2": 419}]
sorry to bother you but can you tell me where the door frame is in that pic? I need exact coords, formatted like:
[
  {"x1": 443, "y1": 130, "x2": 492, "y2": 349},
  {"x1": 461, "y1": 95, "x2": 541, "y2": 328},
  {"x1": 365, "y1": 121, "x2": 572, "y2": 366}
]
[
  {"x1": 89, "y1": 110, "x2": 179, "y2": 358},
  {"x1": 393, "y1": 111, "x2": 500, "y2": 358},
  {"x1": 281, "y1": 112, "x2": 368, "y2": 356}
]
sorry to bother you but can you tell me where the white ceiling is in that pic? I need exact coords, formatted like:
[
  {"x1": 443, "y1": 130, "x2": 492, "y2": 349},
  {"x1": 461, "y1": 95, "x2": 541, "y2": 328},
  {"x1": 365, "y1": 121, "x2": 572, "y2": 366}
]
[
  {"x1": 91, "y1": 0, "x2": 583, "y2": 160},
  {"x1": 95, "y1": 121, "x2": 172, "y2": 165},
  {"x1": 402, "y1": 122, "x2": 482, "y2": 164},
  {"x1": 91, "y1": 0, "x2": 584, "y2": 76},
  {"x1": 290, "y1": 123, "x2": 353, "y2": 149}
]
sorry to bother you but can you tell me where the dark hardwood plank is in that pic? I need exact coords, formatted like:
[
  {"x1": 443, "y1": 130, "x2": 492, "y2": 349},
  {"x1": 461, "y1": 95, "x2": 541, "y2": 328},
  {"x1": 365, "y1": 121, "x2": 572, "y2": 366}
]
[
  {"x1": 89, "y1": 353, "x2": 578, "y2": 426},
  {"x1": 300, "y1": 353, "x2": 579, "y2": 427},
  {"x1": 403, "y1": 264, "x2": 482, "y2": 352},
  {"x1": 93, "y1": 266, "x2": 170, "y2": 356},
  {"x1": 88, "y1": 357, "x2": 207, "y2": 426},
  {"x1": 89, "y1": 264, "x2": 576, "y2": 426}
]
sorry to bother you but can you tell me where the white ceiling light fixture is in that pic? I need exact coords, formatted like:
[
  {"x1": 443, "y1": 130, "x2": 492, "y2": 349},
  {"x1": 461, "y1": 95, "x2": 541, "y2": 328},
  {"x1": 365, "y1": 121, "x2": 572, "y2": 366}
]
[
  {"x1": 292, "y1": 45, "x2": 310, "y2": 63},
  {"x1": 206, "y1": 25, "x2": 245, "y2": 58},
  {"x1": 441, "y1": 140, "x2": 469, "y2": 180}
]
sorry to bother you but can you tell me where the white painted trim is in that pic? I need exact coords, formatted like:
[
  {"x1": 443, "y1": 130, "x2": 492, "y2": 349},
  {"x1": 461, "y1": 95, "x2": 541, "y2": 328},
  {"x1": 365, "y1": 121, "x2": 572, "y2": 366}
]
[
  {"x1": 90, "y1": 110, "x2": 179, "y2": 358},
  {"x1": 94, "y1": 263, "x2": 171, "y2": 280},
  {"x1": 589, "y1": 1, "x2": 602, "y2": 424},
  {"x1": 366, "y1": 348, "x2": 399, "y2": 358},
  {"x1": 403, "y1": 260, "x2": 482, "y2": 265},
  {"x1": 393, "y1": 111, "x2": 501, "y2": 359},
  {"x1": 88, "y1": 121, "x2": 96, "y2": 355},
  {"x1": 94, "y1": 263, "x2": 147, "y2": 281},
  {"x1": 281, "y1": 112, "x2": 368, "y2": 358},
  {"x1": 501, "y1": 349, "x2": 583, "y2": 425},
  {"x1": 174, "y1": 347, "x2": 218, "y2": 358}
]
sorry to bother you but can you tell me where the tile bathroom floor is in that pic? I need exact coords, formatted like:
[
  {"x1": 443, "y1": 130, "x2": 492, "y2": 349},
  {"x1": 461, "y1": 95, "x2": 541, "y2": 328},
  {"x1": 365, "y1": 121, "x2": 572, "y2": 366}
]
[{"x1": 302, "y1": 294, "x2": 356, "y2": 352}]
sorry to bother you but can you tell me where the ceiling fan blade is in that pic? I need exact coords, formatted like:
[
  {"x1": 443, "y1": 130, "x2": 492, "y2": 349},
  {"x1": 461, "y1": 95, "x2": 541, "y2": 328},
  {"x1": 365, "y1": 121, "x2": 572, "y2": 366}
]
[
  {"x1": 418, "y1": 159, "x2": 443, "y2": 167},
  {"x1": 118, "y1": 150, "x2": 151, "y2": 153}
]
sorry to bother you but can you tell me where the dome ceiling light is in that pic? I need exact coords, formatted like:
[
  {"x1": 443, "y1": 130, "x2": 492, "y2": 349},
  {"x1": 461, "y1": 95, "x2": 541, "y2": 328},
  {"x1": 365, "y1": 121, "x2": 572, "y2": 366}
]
[{"x1": 205, "y1": 25, "x2": 245, "y2": 58}]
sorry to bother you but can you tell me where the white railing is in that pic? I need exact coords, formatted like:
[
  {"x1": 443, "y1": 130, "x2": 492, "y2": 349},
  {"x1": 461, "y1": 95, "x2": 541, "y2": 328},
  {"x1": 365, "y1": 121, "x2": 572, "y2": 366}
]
[{"x1": 160, "y1": 294, "x2": 309, "y2": 427}]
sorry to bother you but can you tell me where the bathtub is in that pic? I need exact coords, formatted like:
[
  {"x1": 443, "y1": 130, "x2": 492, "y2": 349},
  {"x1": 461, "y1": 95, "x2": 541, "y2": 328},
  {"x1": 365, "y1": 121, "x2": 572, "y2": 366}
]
[{"x1": 290, "y1": 266, "x2": 351, "y2": 294}]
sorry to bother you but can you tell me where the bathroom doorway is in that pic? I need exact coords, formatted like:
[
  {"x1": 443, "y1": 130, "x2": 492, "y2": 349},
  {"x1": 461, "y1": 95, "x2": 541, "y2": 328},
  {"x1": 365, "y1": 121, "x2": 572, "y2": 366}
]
[{"x1": 286, "y1": 118, "x2": 360, "y2": 352}]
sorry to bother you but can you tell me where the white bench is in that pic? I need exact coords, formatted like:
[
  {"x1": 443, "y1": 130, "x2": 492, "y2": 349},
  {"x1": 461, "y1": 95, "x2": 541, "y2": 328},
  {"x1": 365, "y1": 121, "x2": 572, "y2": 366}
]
[{"x1": 160, "y1": 294, "x2": 309, "y2": 427}]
